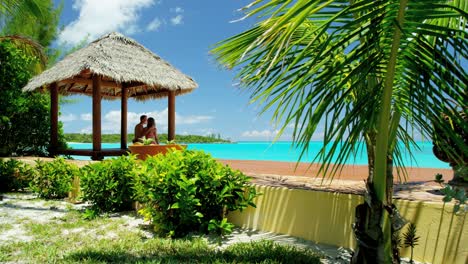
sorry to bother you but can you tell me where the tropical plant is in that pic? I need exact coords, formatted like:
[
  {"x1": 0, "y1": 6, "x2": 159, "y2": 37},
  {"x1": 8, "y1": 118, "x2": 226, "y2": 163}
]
[
  {"x1": 441, "y1": 185, "x2": 467, "y2": 214},
  {"x1": 80, "y1": 155, "x2": 139, "y2": 213},
  {"x1": 433, "y1": 105, "x2": 468, "y2": 184},
  {"x1": 0, "y1": 41, "x2": 67, "y2": 156},
  {"x1": 134, "y1": 149, "x2": 257, "y2": 237},
  {"x1": 30, "y1": 157, "x2": 79, "y2": 199},
  {"x1": 208, "y1": 218, "x2": 235, "y2": 236},
  {"x1": 434, "y1": 172, "x2": 467, "y2": 213},
  {"x1": 0, "y1": 159, "x2": 34, "y2": 192},
  {"x1": 0, "y1": 1, "x2": 67, "y2": 157},
  {"x1": 139, "y1": 136, "x2": 155, "y2": 145},
  {"x1": 212, "y1": 0, "x2": 467, "y2": 263},
  {"x1": 402, "y1": 223, "x2": 419, "y2": 264},
  {"x1": 0, "y1": 0, "x2": 50, "y2": 70},
  {"x1": 434, "y1": 173, "x2": 444, "y2": 184}
]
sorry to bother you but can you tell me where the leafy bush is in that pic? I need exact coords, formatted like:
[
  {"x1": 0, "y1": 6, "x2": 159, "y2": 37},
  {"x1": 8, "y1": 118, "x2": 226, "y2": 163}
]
[
  {"x1": 441, "y1": 185, "x2": 467, "y2": 213},
  {"x1": 80, "y1": 155, "x2": 139, "y2": 213},
  {"x1": 134, "y1": 149, "x2": 257, "y2": 237},
  {"x1": 30, "y1": 158, "x2": 78, "y2": 199},
  {"x1": 0, "y1": 41, "x2": 67, "y2": 157},
  {"x1": 0, "y1": 159, "x2": 34, "y2": 192}
]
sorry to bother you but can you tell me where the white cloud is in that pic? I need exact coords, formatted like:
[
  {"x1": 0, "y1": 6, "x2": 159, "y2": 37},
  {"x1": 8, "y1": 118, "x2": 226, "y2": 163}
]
[
  {"x1": 80, "y1": 113, "x2": 92, "y2": 121},
  {"x1": 59, "y1": 113, "x2": 77, "y2": 122},
  {"x1": 146, "y1": 18, "x2": 162, "y2": 31},
  {"x1": 242, "y1": 129, "x2": 280, "y2": 138},
  {"x1": 124, "y1": 24, "x2": 141, "y2": 35},
  {"x1": 178, "y1": 115, "x2": 213, "y2": 124},
  {"x1": 170, "y1": 15, "x2": 183, "y2": 25},
  {"x1": 80, "y1": 126, "x2": 92, "y2": 134},
  {"x1": 171, "y1": 7, "x2": 184, "y2": 13},
  {"x1": 195, "y1": 128, "x2": 217, "y2": 136},
  {"x1": 59, "y1": 0, "x2": 157, "y2": 45}
]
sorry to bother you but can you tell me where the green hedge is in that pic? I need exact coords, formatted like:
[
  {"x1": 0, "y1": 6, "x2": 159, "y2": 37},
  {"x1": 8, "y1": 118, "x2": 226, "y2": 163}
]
[
  {"x1": 0, "y1": 159, "x2": 34, "y2": 192},
  {"x1": 134, "y1": 149, "x2": 257, "y2": 237},
  {"x1": 80, "y1": 155, "x2": 139, "y2": 213},
  {"x1": 30, "y1": 158, "x2": 79, "y2": 199}
]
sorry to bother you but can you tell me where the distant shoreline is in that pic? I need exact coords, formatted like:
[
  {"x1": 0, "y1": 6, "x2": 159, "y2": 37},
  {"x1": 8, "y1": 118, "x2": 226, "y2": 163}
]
[{"x1": 64, "y1": 133, "x2": 231, "y2": 144}]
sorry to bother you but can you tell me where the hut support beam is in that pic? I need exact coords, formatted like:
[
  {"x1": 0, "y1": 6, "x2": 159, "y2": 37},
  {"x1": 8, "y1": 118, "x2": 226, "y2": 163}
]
[
  {"x1": 50, "y1": 82, "x2": 59, "y2": 157},
  {"x1": 168, "y1": 91, "x2": 176, "y2": 141},
  {"x1": 121, "y1": 84, "x2": 128, "y2": 149},
  {"x1": 92, "y1": 75, "x2": 102, "y2": 159}
]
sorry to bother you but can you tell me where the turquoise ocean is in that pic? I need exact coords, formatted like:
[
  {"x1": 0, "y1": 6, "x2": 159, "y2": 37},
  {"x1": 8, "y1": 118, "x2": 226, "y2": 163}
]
[{"x1": 68, "y1": 141, "x2": 450, "y2": 169}]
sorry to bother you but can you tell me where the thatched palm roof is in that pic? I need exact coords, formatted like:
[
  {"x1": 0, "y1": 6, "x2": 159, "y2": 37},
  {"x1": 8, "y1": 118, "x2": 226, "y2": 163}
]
[{"x1": 23, "y1": 32, "x2": 197, "y2": 100}]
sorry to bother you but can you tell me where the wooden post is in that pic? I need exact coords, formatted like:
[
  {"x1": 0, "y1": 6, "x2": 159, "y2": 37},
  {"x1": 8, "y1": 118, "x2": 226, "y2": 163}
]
[
  {"x1": 168, "y1": 90, "x2": 176, "y2": 141},
  {"x1": 50, "y1": 82, "x2": 59, "y2": 156},
  {"x1": 92, "y1": 75, "x2": 102, "y2": 156},
  {"x1": 121, "y1": 84, "x2": 128, "y2": 149}
]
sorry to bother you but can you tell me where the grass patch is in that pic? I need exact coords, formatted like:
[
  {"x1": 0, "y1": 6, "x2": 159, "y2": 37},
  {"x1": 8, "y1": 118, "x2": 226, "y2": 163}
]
[
  {"x1": 0, "y1": 243, "x2": 17, "y2": 262},
  {"x1": 0, "y1": 223, "x2": 13, "y2": 232},
  {"x1": 65, "y1": 239, "x2": 320, "y2": 263},
  {"x1": 1, "y1": 209, "x2": 321, "y2": 263}
]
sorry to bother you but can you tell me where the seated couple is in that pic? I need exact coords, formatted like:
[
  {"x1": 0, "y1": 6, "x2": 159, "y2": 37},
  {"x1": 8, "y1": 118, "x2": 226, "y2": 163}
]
[{"x1": 133, "y1": 115, "x2": 159, "y2": 144}]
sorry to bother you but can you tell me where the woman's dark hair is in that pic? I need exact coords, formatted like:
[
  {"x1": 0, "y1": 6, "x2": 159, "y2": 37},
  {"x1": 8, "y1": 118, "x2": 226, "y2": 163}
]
[{"x1": 147, "y1": 117, "x2": 155, "y2": 128}]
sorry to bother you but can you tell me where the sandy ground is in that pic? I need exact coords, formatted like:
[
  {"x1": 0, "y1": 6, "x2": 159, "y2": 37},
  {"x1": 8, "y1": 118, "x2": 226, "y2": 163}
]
[
  {"x1": 218, "y1": 159, "x2": 452, "y2": 183},
  {"x1": 216, "y1": 159, "x2": 451, "y2": 202}
]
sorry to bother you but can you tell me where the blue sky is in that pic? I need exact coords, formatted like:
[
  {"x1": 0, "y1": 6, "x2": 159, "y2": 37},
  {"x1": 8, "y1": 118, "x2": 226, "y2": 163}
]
[{"x1": 54, "y1": 0, "x2": 305, "y2": 141}]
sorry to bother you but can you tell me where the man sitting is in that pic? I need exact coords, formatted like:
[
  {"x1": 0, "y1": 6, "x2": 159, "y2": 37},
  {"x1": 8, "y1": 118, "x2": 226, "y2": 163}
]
[{"x1": 133, "y1": 115, "x2": 147, "y2": 143}]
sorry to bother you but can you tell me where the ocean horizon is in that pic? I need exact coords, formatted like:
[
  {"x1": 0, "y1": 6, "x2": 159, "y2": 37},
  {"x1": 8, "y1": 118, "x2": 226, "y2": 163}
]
[{"x1": 67, "y1": 141, "x2": 451, "y2": 169}]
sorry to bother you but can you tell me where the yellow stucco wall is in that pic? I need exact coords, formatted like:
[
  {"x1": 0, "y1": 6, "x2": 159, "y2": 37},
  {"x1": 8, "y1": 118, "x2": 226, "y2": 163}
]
[{"x1": 228, "y1": 185, "x2": 468, "y2": 264}]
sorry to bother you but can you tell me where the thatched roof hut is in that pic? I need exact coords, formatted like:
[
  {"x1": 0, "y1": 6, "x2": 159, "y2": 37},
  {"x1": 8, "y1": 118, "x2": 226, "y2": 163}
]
[
  {"x1": 22, "y1": 32, "x2": 198, "y2": 160},
  {"x1": 23, "y1": 32, "x2": 197, "y2": 100}
]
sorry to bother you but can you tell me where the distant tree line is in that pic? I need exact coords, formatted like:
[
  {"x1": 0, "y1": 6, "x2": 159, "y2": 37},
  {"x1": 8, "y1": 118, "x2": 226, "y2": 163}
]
[{"x1": 64, "y1": 133, "x2": 231, "y2": 144}]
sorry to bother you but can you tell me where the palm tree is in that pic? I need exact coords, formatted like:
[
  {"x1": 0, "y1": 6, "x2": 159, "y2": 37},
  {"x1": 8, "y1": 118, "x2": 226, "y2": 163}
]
[
  {"x1": 0, "y1": 0, "x2": 48, "y2": 69},
  {"x1": 212, "y1": 0, "x2": 467, "y2": 263}
]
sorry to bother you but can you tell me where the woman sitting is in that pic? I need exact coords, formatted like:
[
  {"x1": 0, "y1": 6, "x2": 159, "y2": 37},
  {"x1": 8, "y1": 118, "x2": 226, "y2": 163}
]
[{"x1": 143, "y1": 117, "x2": 159, "y2": 144}]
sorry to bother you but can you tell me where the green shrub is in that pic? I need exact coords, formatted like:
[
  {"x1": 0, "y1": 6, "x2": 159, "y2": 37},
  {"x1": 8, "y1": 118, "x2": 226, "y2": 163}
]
[
  {"x1": 134, "y1": 149, "x2": 257, "y2": 237},
  {"x1": 30, "y1": 158, "x2": 78, "y2": 199},
  {"x1": 80, "y1": 155, "x2": 139, "y2": 213},
  {"x1": 0, "y1": 159, "x2": 34, "y2": 192}
]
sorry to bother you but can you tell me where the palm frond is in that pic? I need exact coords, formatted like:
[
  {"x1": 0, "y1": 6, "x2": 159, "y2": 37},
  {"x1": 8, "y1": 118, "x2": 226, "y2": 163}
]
[
  {"x1": 212, "y1": 0, "x2": 467, "y2": 182},
  {"x1": 0, "y1": 0, "x2": 45, "y2": 22},
  {"x1": 0, "y1": 35, "x2": 47, "y2": 71}
]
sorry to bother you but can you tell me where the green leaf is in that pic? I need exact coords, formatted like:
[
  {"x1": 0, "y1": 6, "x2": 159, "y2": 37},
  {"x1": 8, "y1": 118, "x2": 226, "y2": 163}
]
[{"x1": 195, "y1": 212, "x2": 203, "y2": 218}]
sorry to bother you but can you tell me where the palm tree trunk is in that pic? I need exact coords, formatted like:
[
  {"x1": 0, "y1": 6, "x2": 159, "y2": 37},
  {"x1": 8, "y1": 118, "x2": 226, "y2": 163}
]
[
  {"x1": 352, "y1": 135, "x2": 405, "y2": 264},
  {"x1": 386, "y1": 156, "x2": 406, "y2": 264},
  {"x1": 352, "y1": 134, "x2": 384, "y2": 263}
]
